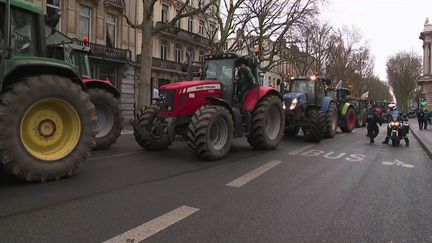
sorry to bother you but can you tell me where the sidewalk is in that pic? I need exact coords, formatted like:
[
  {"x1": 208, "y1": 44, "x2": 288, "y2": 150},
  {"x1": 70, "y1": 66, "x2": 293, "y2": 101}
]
[{"x1": 408, "y1": 119, "x2": 432, "y2": 160}]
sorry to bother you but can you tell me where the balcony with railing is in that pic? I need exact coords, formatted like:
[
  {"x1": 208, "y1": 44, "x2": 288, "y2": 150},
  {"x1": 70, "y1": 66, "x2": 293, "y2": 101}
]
[
  {"x1": 104, "y1": 0, "x2": 125, "y2": 9},
  {"x1": 73, "y1": 39, "x2": 131, "y2": 62},
  {"x1": 156, "y1": 22, "x2": 211, "y2": 47}
]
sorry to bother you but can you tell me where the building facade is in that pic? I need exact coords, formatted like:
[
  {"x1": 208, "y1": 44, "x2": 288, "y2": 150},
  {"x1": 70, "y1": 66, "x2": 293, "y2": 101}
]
[{"x1": 419, "y1": 18, "x2": 432, "y2": 110}]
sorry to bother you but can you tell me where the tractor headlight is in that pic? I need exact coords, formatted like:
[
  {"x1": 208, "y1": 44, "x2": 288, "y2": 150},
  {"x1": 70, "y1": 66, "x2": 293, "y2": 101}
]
[
  {"x1": 289, "y1": 98, "x2": 298, "y2": 110},
  {"x1": 283, "y1": 103, "x2": 286, "y2": 109},
  {"x1": 390, "y1": 122, "x2": 395, "y2": 126}
]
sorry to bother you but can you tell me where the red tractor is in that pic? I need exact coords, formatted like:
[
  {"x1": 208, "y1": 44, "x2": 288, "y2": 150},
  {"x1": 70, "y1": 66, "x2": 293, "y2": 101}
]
[
  {"x1": 46, "y1": 33, "x2": 123, "y2": 150},
  {"x1": 133, "y1": 53, "x2": 285, "y2": 160}
]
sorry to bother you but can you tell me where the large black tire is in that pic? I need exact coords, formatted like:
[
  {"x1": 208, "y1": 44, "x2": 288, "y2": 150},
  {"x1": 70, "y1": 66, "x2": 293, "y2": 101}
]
[
  {"x1": 285, "y1": 126, "x2": 300, "y2": 136},
  {"x1": 324, "y1": 102, "x2": 338, "y2": 138},
  {"x1": 303, "y1": 108, "x2": 326, "y2": 143},
  {"x1": 133, "y1": 105, "x2": 171, "y2": 151},
  {"x1": 0, "y1": 75, "x2": 97, "y2": 182},
  {"x1": 87, "y1": 88, "x2": 123, "y2": 150},
  {"x1": 247, "y1": 95, "x2": 285, "y2": 150},
  {"x1": 340, "y1": 107, "x2": 356, "y2": 133},
  {"x1": 186, "y1": 105, "x2": 233, "y2": 160}
]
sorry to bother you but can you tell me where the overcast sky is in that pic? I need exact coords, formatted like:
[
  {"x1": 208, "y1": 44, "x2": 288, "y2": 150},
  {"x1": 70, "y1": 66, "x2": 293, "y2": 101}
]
[{"x1": 320, "y1": 0, "x2": 432, "y2": 81}]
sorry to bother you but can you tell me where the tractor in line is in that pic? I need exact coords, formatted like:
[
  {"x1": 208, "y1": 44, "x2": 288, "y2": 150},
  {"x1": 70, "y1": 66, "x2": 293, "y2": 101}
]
[
  {"x1": 0, "y1": 0, "x2": 97, "y2": 182},
  {"x1": 133, "y1": 53, "x2": 285, "y2": 160},
  {"x1": 46, "y1": 30, "x2": 123, "y2": 150},
  {"x1": 326, "y1": 86, "x2": 357, "y2": 134}
]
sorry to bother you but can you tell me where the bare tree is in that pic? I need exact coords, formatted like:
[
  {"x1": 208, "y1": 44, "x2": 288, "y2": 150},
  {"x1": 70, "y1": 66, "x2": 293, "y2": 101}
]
[
  {"x1": 289, "y1": 22, "x2": 334, "y2": 76},
  {"x1": 241, "y1": 0, "x2": 320, "y2": 72},
  {"x1": 386, "y1": 51, "x2": 422, "y2": 112},
  {"x1": 364, "y1": 75, "x2": 392, "y2": 102},
  {"x1": 123, "y1": 0, "x2": 216, "y2": 110}
]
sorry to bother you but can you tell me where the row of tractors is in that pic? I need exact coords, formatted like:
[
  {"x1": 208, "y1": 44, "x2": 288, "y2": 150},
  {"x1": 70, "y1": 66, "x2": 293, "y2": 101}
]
[{"x1": 0, "y1": 0, "x2": 366, "y2": 182}]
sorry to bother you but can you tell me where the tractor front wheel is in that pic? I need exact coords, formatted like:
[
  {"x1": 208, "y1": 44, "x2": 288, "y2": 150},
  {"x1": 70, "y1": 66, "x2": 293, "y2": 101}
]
[
  {"x1": 88, "y1": 88, "x2": 123, "y2": 150},
  {"x1": 186, "y1": 105, "x2": 233, "y2": 160},
  {"x1": 247, "y1": 95, "x2": 285, "y2": 150},
  {"x1": 324, "y1": 102, "x2": 338, "y2": 138},
  {"x1": 303, "y1": 108, "x2": 326, "y2": 143},
  {"x1": 133, "y1": 105, "x2": 172, "y2": 151},
  {"x1": 0, "y1": 75, "x2": 97, "y2": 182},
  {"x1": 341, "y1": 107, "x2": 356, "y2": 133}
]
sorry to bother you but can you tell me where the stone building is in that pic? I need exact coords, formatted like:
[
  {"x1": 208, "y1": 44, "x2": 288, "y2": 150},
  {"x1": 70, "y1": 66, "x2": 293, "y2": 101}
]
[{"x1": 419, "y1": 18, "x2": 432, "y2": 110}]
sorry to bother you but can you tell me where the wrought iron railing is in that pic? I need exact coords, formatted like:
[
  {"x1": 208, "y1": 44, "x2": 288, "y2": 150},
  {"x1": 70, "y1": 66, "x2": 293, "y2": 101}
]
[
  {"x1": 156, "y1": 22, "x2": 211, "y2": 46},
  {"x1": 104, "y1": 0, "x2": 125, "y2": 8},
  {"x1": 73, "y1": 39, "x2": 131, "y2": 61}
]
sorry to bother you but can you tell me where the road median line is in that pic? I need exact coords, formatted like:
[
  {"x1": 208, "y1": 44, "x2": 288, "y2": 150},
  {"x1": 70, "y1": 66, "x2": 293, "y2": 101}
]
[
  {"x1": 226, "y1": 160, "x2": 282, "y2": 188},
  {"x1": 102, "y1": 205, "x2": 199, "y2": 243}
]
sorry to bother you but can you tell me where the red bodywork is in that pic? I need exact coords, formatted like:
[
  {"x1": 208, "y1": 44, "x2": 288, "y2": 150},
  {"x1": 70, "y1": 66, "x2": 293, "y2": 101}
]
[
  {"x1": 242, "y1": 86, "x2": 280, "y2": 112},
  {"x1": 158, "y1": 80, "x2": 279, "y2": 117},
  {"x1": 159, "y1": 80, "x2": 222, "y2": 117},
  {"x1": 82, "y1": 78, "x2": 120, "y2": 97}
]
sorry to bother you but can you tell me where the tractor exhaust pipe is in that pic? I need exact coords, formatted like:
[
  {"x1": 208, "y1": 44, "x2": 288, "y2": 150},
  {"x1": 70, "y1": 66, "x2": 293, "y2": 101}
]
[{"x1": 0, "y1": 0, "x2": 10, "y2": 85}]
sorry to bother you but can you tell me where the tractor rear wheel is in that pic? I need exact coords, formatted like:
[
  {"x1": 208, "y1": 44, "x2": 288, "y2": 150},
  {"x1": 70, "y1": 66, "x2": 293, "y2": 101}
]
[
  {"x1": 247, "y1": 95, "x2": 284, "y2": 150},
  {"x1": 133, "y1": 105, "x2": 171, "y2": 151},
  {"x1": 0, "y1": 75, "x2": 97, "y2": 182},
  {"x1": 87, "y1": 88, "x2": 123, "y2": 150},
  {"x1": 324, "y1": 102, "x2": 338, "y2": 138},
  {"x1": 285, "y1": 126, "x2": 300, "y2": 136},
  {"x1": 186, "y1": 105, "x2": 233, "y2": 160},
  {"x1": 341, "y1": 107, "x2": 356, "y2": 133},
  {"x1": 303, "y1": 108, "x2": 326, "y2": 143}
]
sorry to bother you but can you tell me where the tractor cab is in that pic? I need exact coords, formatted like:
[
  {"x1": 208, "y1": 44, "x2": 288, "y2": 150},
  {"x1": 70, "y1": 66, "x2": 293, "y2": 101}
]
[
  {"x1": 202, "y1": 53, "x2": 259, "y2": 104},
  {"x1": 283, "y1": 75, "x2": 331, "y2": 109}
]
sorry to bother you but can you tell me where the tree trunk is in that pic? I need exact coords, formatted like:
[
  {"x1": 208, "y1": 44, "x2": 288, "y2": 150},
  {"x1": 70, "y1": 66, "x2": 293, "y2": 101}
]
[{"x1": 137, "y1": 20, "x2": 153, "y2": 110}]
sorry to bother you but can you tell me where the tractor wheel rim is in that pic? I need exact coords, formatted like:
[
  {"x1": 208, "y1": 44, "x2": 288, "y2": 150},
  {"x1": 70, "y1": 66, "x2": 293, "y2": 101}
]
[
  {"x1": 210, "y1": 117, "x2": 228, "y2": 151},
  {"x1": 265, "y1": 104, "x2": 281, "y2": 140},
  {"x1": 20, "y1": 98, "x2": 81, "y2": 161},
  {"x1": 95, "y1": 102, "x2": 115, "y2": 138}
]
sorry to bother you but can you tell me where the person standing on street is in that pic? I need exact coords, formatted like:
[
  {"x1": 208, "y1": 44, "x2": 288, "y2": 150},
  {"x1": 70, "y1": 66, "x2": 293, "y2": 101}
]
[
  {"x1": 423, "y1": 109, "x2": 431, "y2": 130},
  {"x1": 417, "y1": 108, "x2": 425, "y2": 129},
  {"x1": 366, "y1": 107, "x2": 382, "y2": 144}
]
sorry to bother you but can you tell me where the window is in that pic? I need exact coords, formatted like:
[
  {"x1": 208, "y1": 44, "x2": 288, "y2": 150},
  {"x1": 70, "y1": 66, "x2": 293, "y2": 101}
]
[
  {"x1": 10, "y1": 7, "x2": 37, "y2": 56},
  {"x1": 199, "y1": 51, "x2": 204, "y2": 62},
  {"x1": 186, "y1": 48, "x2": 194, "y2": 62},
  {"x1": 209, "y1": 23, "x2": 215, "y2": 38},
  {"x1": 79, "y1": 5, "x2": 91, "y2": 40},
  {"x1": 175, "y1": 10, "x2": 181, "y2": 28},
  {"x1": 47, "y1": 0, "x2": 61, "y2": 30},
  {"x1": 161, "y1": 40, "x2": 168, "y2": 60},
  {"x1": 189, "y1": 0, "x2": 194, "y2": 7},
  {"x1": 188, "y1": 16, "x2": 194, "y2": 32},
  {"x1": 175, "y1": 44, "x2": 182, "y2": 63},
  {"x1": 106, "y1": 14, "x2": 117, "y2": 48},
  {"x1": 199, "y1": 20, "x2": 205, "y2": 35},
  {"x1": 161, "y1": 4, "x2": 168, "y2": 23}
]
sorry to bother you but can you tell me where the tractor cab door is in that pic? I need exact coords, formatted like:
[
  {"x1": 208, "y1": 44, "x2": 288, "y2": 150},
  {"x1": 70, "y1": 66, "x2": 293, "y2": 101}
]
[
  {"x1": 203, "y1": 58, "x2": 235, "y2": 103},
  {"x1": 70, "y1": 50, "x2": 91, "y2": 78},
  {"x1": 315, "y1": 80, "x2": 325, "y2": 105}
]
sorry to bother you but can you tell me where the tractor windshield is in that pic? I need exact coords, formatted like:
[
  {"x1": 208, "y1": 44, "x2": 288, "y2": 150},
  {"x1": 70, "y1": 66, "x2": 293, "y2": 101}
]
[
  {"x1": 290, "y1": 79, "x2": 314, "y2": 94},
  {"x1": 71, "y1": 50, "x2": 91, "y2": 78},
  {"x1": 203, "y1": 59, "x2": 235, "y2": 86},
  {"x1": 10, "y1": 7, "x2": 37, "y2": 56}
]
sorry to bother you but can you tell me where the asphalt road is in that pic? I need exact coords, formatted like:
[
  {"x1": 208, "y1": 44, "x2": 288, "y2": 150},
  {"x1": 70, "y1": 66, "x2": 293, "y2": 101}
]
[{"x1": 1, "y1": 125, "x2": 432, "y2": 242}]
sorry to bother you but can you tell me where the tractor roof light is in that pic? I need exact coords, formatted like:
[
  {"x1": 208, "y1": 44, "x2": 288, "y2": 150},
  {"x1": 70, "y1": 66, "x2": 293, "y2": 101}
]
[{"x1": 310, "y1": 75, "x2": 317, "y2": 81}]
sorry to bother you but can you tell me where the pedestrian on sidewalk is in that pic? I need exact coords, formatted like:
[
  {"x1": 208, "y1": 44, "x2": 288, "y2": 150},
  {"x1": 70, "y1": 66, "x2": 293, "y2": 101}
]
[
  {"x1": 424, "y1": 109, "x2": 431, "y2": 130},
  {"x1": 418, "y1": 108, "x2": 425, "y2": 129}
]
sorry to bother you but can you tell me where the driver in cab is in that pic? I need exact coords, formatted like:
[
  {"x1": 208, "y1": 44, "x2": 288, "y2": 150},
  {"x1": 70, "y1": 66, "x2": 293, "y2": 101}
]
[{"x1": 235, "y1": 58, "x2": 255, "y2": 102}]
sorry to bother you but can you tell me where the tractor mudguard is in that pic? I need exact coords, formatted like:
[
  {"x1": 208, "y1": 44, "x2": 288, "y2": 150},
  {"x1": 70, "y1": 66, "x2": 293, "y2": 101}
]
[
  {"x1": 341, "y1": 103, "x2": 353, "y2": 117},
  {"x1": 83, "y1": 78, "x2": 121, "y2": 97},
  {"x1": 242, "y1": 86, "x2": 282, "y2": 112},
  {"x1": 320, "y1": 97, "x2": 333, "y2": 112},
  {"x1": 205, "y1": 96, "x2": 235, "y2": 121}
]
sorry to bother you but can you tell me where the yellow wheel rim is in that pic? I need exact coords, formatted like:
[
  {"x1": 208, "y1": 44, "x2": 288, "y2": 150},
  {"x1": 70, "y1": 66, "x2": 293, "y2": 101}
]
[{"x1": 20, "y1": 98, "x2": 81, "y2": 161}]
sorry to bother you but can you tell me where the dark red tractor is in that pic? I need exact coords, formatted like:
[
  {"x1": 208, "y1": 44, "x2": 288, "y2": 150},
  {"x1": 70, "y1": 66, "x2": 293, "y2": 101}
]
[
  {"x1": 133, "y1": 53, "x2": 285, "y2": 160},
  {"x1": 46, "y1": 33, "x2": 123, "y2": 150}
]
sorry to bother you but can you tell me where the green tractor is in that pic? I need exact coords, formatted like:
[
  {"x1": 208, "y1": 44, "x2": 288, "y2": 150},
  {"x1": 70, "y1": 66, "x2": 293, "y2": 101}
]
[
  {"x1": 349, "y1": 98, "x2": 368, "y2": 127},
  {"x1": 0, "y1": 0, "x2": 97, "y2": 181},
  {"x1": 326, "y1": 86, "x2": 357, "y2": 134}
]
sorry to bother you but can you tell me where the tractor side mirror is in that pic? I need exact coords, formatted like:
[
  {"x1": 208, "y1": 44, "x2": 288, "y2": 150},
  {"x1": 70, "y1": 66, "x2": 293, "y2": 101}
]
[{"x1": 276, "y1": 79, "x2": 281, "y2": 85}]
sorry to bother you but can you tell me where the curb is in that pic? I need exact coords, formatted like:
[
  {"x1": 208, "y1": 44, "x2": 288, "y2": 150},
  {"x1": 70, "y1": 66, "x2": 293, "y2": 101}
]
[{"x1": 409, "y1": 126, "x2": 432, "y2": 160}]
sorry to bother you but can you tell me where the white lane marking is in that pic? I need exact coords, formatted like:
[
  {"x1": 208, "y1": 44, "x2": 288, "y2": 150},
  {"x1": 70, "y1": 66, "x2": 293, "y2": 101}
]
[
  {"x1": 226, "y1": 160, "x2": 282, "y2": 188},
  {"x1": 102, "y1": 206, "x2": 199, "y2": 243},
  {"x1": 381, "y1": 159, "x2": 414, "y2": 168},
  {"x1": 121, "y1": 130, "x2": 134, "y2": 135},
  {"x1": 89, "y1": 152, "x2": 142, "y2": 161},
  {"x1": 288, "y1": 144, "x2": 315, "y2": 155}
]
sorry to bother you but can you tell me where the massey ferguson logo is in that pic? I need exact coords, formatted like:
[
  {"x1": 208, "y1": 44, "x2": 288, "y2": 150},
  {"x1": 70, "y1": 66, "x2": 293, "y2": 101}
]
[{"x1": 184, "y1": 84, "x2": 221, "y2": 93}]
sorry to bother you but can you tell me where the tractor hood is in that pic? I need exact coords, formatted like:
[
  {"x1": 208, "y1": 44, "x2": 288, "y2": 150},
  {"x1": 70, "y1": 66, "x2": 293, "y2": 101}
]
[
  {"x1": 160, "y1": 80, "x2": 221, "y2": 92},
  {"x1": 282, "y1": 93, "x2": 306, "y2": 110}
]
